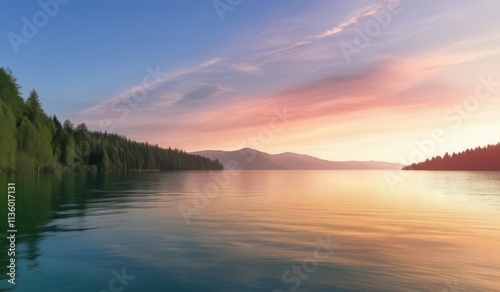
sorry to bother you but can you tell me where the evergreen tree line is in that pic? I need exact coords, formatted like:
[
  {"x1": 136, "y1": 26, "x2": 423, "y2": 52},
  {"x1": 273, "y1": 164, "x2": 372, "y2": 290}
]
[
  {"x1": 0, "y1": 68, "x2": 223, "y2": 172},
  {"x1": 403, "y1": 143, "x2": 500, "y2": 171}
]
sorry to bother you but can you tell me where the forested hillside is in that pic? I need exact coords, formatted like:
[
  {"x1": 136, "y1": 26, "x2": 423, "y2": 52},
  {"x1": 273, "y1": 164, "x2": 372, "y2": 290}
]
[
  {"x1": 0, "y1": 68, "x2": 223, "y2": 172},
  {"x1": 403, "y1": 143, "x2": 500, "y2": 171}
]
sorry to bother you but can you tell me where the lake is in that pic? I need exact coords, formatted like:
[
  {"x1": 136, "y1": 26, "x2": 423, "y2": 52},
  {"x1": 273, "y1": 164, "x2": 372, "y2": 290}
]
[{"x1": 1, "y1": 170, "x2": 499, "y2": 291}]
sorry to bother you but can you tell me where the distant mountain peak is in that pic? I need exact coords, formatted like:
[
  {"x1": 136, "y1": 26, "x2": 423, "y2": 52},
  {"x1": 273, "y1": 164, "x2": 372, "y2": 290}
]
[
  {"x1": 238, "y1": 147, "x2": 252, "y2": 151},
  {"x1": 192, "y1": 149, "x2": 403, "y2": 170}
]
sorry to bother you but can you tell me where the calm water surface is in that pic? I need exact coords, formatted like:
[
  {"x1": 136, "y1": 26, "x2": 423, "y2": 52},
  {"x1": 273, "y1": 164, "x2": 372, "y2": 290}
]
[{"x1": 1, "y1": 170, "x2": 500, "y2": 291}]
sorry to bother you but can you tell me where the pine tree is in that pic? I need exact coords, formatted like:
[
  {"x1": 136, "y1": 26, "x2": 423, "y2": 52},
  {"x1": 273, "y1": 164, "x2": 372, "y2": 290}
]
[{"x1": 0, "y1": 68, "x2": 224, "y2": 172}]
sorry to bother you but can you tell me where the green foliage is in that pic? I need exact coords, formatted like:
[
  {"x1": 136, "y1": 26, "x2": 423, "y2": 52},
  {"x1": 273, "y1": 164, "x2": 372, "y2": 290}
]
[
  {"x1": 0, "y1": 68, "x2": 24, "y2": 118},
  {"x1": 26, "y1": 90, "x2": 41, "y2": 120},
  {"x1": 0, "y1": 68, "x2": 223, "y2": 172},
  {"x1": 0, "y1": 99, "x2": 17, "y2": 169},
  {"x1": 80, "y1": 131, "x2": 223, "y2": 171},
  {"x1": 17, "y1": 116, "x2": 35, "y2": 152}
]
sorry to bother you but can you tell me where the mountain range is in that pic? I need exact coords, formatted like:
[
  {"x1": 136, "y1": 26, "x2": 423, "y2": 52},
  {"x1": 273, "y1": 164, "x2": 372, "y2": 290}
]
[{"x1": 193, "y1": 148, "x2": 403, "y2": 170}]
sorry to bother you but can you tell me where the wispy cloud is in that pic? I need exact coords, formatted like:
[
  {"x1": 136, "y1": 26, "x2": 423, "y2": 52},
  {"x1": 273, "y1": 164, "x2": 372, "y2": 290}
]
[
  {"x1": 80, "y1": 57, "x2": 224, "y2": 115},
  {"x1": 217, "y1": 1, "x2": 404, "y2": 71},
  {"x1": 232, "y1": 63, "x2": 260, "y2": 74},
  {"x1": 74, "y1": 0, "x2": 500, "y2": 162},
  {"x1": 314, "y1": 2, "x2": 388, "y2": 38}
]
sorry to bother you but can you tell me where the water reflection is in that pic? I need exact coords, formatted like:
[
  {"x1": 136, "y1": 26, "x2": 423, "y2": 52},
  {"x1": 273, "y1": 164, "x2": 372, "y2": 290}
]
[{"x1": 0, "y1": 171, "x2": 499, "y2": 291}]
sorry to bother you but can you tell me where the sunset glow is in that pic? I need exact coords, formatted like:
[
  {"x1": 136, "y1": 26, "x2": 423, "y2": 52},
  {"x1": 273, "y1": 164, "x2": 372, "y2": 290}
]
[{"x1": 3, "y1": 0, "x2": 500, "y2": 162}]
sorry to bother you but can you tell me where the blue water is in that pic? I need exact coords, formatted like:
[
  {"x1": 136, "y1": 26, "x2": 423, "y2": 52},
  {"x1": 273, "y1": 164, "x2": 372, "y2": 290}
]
[{"x1": 1, "y1": 170, "x2": 499, "y2": 291}]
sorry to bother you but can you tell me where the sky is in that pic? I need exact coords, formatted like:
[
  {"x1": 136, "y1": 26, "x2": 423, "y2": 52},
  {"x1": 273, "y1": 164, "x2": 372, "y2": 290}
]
[{"x1": 1, "y1": 0, "x2": 500, "y2": 163}]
